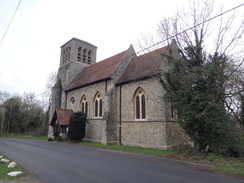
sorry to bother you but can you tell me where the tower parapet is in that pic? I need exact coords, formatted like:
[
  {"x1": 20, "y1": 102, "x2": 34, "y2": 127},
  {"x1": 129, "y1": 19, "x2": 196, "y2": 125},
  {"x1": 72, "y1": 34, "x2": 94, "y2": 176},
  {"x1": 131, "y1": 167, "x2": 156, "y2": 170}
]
[{"x1": 60, "y1": 38, "x2": 97, "y2": 67}]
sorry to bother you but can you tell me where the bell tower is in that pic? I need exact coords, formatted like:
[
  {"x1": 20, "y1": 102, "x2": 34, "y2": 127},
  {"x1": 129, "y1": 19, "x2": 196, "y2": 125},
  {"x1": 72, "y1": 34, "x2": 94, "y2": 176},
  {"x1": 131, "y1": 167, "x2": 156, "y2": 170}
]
[
  {"x1": 59, "y1": 38, "x2": 97, "y2": 67},
  {"x1": 48, "y1": 38, "x2": 97, "y2": 138},
  {"x1": 57, "y1": 38, "x2": 97, "y2": 107}
]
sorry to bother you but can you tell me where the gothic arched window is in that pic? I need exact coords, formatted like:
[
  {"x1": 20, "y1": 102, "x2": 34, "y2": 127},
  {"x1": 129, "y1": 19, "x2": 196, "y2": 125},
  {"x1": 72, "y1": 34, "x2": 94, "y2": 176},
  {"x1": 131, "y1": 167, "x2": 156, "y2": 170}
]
[
  {"x1": 70, "y1": 97, "x2": 75, "y2": 104},
  {"x1": 88, "y1": 50, "x2": 91, "y2": 64},
  {"x1": 80, "y1": 95, "x2": 88, "y2": 115},
  {"x1": 94, "y1": 92, "x2": 102, "y2": 118},
  {"x1": 77, "y1": 47, "x2": 82, "y2": 61},
  {"x1": 67, "y1": 47, "x2": 71, "y2": 62},
  {"x1": 83, "y1": 49, "x2": 87, "y2": 63},
  {"x1": 134, "y1": 87, "x2": 146, "y2": 120},
  {"x1": 62, "y1": 50, "x2": 66, "y2": 65},
  {"x1": 65, "y1": 47, "x2": 71, "y2": 62}
]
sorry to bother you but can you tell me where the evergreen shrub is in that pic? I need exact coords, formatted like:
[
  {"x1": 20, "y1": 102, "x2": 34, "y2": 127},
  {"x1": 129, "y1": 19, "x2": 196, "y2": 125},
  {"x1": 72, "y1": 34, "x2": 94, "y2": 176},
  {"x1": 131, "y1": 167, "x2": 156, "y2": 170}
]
[
  {"x1": 68, "y1": 111, "x2": 88, "y2": 142},
  {"x1": 48, "y1": 137, "x2": 53, "y2": 141}
]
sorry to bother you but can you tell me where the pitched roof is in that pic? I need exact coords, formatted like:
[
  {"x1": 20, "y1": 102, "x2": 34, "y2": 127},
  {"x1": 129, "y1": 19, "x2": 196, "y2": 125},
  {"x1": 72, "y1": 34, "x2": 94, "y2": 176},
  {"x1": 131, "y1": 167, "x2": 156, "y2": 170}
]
[
  {"x1": 116, "y1": 46, "x2": 169, "y2": 85},
  {"x1": 66, "y1": 51, "x2": 126, "y2": 91},
  {"x1": 50, "y1": 109, "x2": 73, "y2": 126}
]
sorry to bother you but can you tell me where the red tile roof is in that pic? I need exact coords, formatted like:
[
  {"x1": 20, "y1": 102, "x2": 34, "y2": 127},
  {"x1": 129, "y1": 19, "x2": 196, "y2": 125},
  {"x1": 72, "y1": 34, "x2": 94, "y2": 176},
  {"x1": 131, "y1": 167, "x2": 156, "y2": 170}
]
[
  {"x1": 116, "y1": 46, "x2": 169, "y2": 85},
  {"x1": 56, "y1": 109, "x2": 73, "y2": 126},
  {"x1": 66, "y1": 51, "x2": 126, "y2": 91}
]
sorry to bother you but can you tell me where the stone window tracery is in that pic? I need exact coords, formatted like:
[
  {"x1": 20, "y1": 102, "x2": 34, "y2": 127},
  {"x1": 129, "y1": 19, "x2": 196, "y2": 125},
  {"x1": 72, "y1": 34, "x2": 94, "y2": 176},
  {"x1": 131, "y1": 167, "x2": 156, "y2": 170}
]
[
  {"x1": 94, "y1": 92, "x2": 102, "y2": 118},
  {"x1": 80, "y1": 95, "x2": 88, "y2": 114},
  {"x1": 134, "y1": 87, "x2": 146, "y2": 120}
]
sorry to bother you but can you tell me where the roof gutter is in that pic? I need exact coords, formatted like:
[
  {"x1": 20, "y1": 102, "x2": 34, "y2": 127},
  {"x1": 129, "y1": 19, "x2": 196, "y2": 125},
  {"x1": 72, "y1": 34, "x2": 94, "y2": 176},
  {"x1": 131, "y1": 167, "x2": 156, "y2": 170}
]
[{"x1": 65, "y1": 77, "x2": 112, "y2": 92}]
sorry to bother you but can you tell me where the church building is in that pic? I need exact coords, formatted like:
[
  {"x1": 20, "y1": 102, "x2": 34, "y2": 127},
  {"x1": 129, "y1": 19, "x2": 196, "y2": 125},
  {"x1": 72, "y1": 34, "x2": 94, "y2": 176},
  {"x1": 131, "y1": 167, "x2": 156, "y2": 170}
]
[{"x1": 49, "y1": 38, "x2": 188, "y2": 149}]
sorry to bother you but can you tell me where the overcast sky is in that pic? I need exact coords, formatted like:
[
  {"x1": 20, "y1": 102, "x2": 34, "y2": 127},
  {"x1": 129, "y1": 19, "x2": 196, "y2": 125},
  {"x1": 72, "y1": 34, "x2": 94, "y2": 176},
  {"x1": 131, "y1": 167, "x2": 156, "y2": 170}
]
[{"x1": 0, "y1": 0, "x2": 243, "y2": 97}]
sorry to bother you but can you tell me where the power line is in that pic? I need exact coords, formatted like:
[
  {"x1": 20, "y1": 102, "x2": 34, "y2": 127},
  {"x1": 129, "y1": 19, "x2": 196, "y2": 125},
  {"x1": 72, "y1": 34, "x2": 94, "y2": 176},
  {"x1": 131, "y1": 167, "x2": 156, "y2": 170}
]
[
  {"x1": 0, "y1": 1, "x2": 44, "y2": 95},
  {"x1": 139, "y1": 3, "x2": 244, "y2": 54},
  {"x1": 69, "y1": 3, "x2": 244, "y2": 84},
  {"x1": 2, "y1": 2, "x2": 243, "y2": 98},
  {"x1": 0, "y1": 0, "x2": 22, "y2": 46}
]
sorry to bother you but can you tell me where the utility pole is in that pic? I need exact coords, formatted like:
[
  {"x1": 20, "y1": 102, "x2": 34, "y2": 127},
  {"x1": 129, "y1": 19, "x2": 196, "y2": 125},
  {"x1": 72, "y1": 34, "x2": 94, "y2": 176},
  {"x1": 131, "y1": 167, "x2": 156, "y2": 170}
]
[
  {"x1": 7, "y1": 98, "x2": 13, "y2": 135},
  {"x1": 1, "y1": 105, "x2": 5, "y2": 135}
]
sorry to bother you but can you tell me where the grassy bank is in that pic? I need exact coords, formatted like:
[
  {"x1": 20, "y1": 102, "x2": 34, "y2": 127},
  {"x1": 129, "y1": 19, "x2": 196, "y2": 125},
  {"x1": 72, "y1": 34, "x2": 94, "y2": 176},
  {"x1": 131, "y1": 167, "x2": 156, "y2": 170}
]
[
  {"x1": 211, "y1": 156, "x2": 244, "y2": 177},
  {"x1": 78, "y1": 142, "x2": 244, "y2": 178},
  {"x1": 169, "y1": 153, "x2": 244, "y2": 178},
  {"x1": 0, "y1": 154, "x2": 25, "y2": 180},
  {"x1": 1, "y1": 134, "x2": 48, "y2": 140},
  {"x1": 79, "y1": 142, "x2": 177, "y2": 156}
]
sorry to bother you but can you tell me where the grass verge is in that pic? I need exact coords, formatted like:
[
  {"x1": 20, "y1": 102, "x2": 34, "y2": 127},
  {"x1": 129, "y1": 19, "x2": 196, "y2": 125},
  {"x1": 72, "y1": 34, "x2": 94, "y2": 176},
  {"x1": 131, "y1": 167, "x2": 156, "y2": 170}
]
[
  {"x1": 210, "y1": 156, "x2": 244, "y2": 177},
  {"x1": 213, "y1": 166, "x2": 244, "y2": 177},
  {"x1": 169, "y1": 153, "x2": 244, "y2": 178},
  {"x1": 78, "y1": 142, "x2": 177, "y2": 156},
  {"x1": 0, "y1": 154, "x2": 25, "y2": 180},
  {"x1": 1, "y1": 134, "x2": 48, "y2": 141},
  {"x1": 77, "y1": 142, "x2": 244, "y2": 178}
]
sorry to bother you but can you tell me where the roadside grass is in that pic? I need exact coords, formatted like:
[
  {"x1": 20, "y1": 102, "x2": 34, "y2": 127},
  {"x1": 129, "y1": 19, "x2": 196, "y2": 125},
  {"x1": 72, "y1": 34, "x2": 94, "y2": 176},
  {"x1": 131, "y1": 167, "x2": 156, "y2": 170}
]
[
  {"x1": 0, "y1": 154, "x2": 25, "y2": 180},
  {"x1": 78, "y1": 142, "x2": 244, "y2": 177},
  {"x1": 213, "y1": 166, "x2": 244, "y2": 177},
  {"x1": 79, "y1": 142, "x2": 177, "y2": 156},
  {"x1": 1, "y1": 134, "x2": 48, "y2": 141},
  {"x1": 170, "y1": 153, "x2": 244, "y2": 178},
  {"x1": 208, "y1": 155, "x2": 244, "y2": 177}
]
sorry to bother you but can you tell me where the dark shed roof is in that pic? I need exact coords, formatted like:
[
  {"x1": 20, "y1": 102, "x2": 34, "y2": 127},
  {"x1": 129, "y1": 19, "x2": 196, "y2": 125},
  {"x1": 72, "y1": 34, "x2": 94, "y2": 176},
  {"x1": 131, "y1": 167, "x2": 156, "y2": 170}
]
[{"x1": 50, "y1": 109, "x2": 73, "y2": 126}]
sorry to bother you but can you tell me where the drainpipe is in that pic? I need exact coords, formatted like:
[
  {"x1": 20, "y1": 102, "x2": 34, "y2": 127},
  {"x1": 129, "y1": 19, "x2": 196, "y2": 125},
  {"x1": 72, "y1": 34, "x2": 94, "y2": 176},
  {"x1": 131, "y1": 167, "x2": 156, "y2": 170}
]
[
  {"x1": 119, "y1": 85, "x2": 122, "y2": 144},
  {"x1": 64, "y1": 91, "x2": 67, "y2": 109}
]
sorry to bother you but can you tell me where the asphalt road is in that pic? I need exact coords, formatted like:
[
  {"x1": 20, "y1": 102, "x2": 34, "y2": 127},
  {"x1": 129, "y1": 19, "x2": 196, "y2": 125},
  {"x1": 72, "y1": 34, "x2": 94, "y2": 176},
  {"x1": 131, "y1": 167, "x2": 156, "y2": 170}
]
[{"x1": 0, "y1": 138, "x2": 243, "y2": 183}]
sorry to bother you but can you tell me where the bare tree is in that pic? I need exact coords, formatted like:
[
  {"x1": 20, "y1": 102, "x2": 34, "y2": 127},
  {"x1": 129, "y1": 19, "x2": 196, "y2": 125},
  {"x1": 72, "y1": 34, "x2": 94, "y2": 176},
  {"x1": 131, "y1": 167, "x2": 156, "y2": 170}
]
[
  {"x1": 42, "y1": 71, "x2": 57, "y2": 102},
  {"x1": 0, "y1": 91, "x2": 10, "y2": 105},
  {"x1": 225, "y1": 63, "x2": 244, "y2": 126},
  {"x1": 159, "y1": 1, "x2": 243, "y2": 55},
  {"x1": 158, "y1": 0, "x2": 244, "y2": 120},
  {"x1": 46, "y1": 71, "x2": 57, "y2": 92},
  {"x1": 157, "y1": 0, "x2": 244, "y2": 155},
  {"x1": 40, "y1": 71, "x2": 57, "y2": 135}
]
